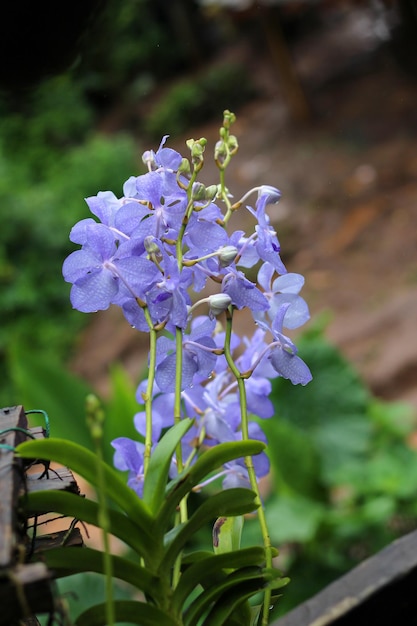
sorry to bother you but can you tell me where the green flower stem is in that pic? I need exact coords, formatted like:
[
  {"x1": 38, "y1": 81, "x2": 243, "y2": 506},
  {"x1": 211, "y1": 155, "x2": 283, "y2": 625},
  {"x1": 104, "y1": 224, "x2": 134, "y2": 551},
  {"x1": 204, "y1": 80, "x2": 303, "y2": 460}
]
[
  {"x1": 143, "y1": 305, "x2": 158, "y2": 475},
  {"x1": 173, "y1": 328, "x2": 188, "y2": 519},
  {"x1": 219, "y1": 169, "x2": 233, "y2": 225},
  {"x1": 171, "y1": 171, "x2": 194, "y2": 588},
  {"x1": 172, "y1": 325, "x2": 188, "y2": 590},
  {"x1": 86, "y1": 395, "x2": 115, "y2": 626},
  {"x1": 223, "y1": 309, "x2": 273, "y2": 626}
]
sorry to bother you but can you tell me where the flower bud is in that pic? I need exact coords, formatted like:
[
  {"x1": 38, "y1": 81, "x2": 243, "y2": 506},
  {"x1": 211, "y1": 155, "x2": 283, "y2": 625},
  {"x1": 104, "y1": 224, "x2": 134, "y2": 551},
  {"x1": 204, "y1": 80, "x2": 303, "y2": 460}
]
[
  {"x1": 214, "y1": 140, "x2": 227, "y2": 164},
  {"x1": 144, "y1": 236, "x2": 160, "y2": 254},
  {"x1": 191, "y1": 182, "x2": 207, "y2": 201},
  {"x1": 178, "y1": 157, "x2": 191, "y2": 176},
  {"x1": 142, "y1": 149, "x2": 156, "y2": 170},
  {"x1": 191, "y1": 182, "x2": 219, "y2": 203},
  {"x1": 186, "y1": 138, "x2": 207, "y2": 169},
  {"x1": 258, "y1": 185, "x2": 281, "y2": 204},
  {"x1": 227, "y1": 134, "x2": 238, "y2": 155},
  {"x1": 218, "y1": 245, "x2": 238, "y2": 267},
  {"x1": 223, "y1": 110, "x2": 236, "y2": 128},
  {"x1": 208, "y1": 293, "x2": 232, "y2": 316},
  {"x1": 205, "y1": 185, "x2": 219, "y2": 201}
]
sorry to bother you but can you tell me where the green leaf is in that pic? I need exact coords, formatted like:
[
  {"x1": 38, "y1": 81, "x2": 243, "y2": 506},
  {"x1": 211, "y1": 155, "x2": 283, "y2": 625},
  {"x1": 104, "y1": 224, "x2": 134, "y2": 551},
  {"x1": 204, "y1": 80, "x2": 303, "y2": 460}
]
[
  {"x1": 75, "y1": 600, "x2": 178, "y2": 626},
  {"x1": 260, "y1": 418, "x2": 322, "y2": 498},
  {"x1": 213, "y1": 515, "x2": 243, "y2": 554},
  {"x1": 172, "y1": 547, "x2": 268, "y2": 615},
  {"x1": 185, "y1": 567, "x2": 280, "y2": 626},
  {"x1": 54, "y1": 572, "x2": 132, "y2": 626},
  {"x1": 24, "y1": 490, "x2": 151, "y2": 559},
  {"x1": 314, "y1": 416, "x2": 372, "y2": 482},
  {"x1": 143, "y1": 418, "x2": 193, "y2": 513},
  {"x1": 368, "y1": 398, "x2": 415, "y2": 439},
  {"x1": 159, "y1": 440, "x2": 265, "y2": 522},
  {"x1": 265, "y1": 494, "x2": 325, "y2": 544},
  {"x1": 16, "y1": 438, "x2": 155, "y2": 539},
  {"x1": 163, "y1": 489, "x2": 258, "y2": 568},
  {"x1": 43, "y1": 547, "x2": 160, "y2": 598},
  {"x1": 202, "y1": 570, "x2": 288, "y2": 626}
]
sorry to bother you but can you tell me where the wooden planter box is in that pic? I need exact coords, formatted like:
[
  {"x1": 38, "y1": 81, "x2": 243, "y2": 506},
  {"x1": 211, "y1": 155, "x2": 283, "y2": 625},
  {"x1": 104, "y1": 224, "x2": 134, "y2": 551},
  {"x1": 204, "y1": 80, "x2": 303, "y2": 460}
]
[
  {"x1": 272, "y1": 528, "x2": 417, "y2": 626},
  {"x1": 0, "y1": 406, "x2": 82, "y2": 625}
]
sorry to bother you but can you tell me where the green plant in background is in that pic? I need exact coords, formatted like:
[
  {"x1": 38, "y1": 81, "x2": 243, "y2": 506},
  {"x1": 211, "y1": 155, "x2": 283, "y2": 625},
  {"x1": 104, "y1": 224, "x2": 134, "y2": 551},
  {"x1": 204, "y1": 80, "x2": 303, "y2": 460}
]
[
  {"x1": 240, "y1": 321, "x2": 417, "y2": 618},
  {"x1": 144, "y1": 63, "x2": 256, "y2": 140},
  {"x1": 0, "y1": 74, "x2": 138, "y2": 407},
  {"x1": 74, "y1": 0, "x2": 205, "y2": 103},
  {"x1": 9, "y1": 345, "x2": 140, "y2": 460}
]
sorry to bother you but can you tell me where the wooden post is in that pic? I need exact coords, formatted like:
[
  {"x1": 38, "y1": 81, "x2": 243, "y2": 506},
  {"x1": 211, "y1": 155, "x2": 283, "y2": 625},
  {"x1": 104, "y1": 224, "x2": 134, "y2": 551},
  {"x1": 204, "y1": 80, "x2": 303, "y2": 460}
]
[
  {"x1": 0, "y1": 405, "x2": 82, "y2": 624},
  {"x1": 0, "y1": 406, "x2": 28, "y2": 567}
]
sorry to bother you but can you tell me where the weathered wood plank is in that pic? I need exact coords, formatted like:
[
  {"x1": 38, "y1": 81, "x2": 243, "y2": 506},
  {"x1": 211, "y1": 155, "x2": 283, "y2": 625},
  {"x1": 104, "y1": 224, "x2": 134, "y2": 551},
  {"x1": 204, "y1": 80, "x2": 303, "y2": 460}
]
[
  {"x1": 273, "y1": 529, "x2": 417, "y2": 626},
  {"x1": 0, "y1": 406, "x2": 28, "y2": 567},
  {"x1": 26, "y1": 466, "x2": 80, "y2": 494},
  {"x1": 32, "y1": 526, "x2": 84, "y2": 553},
  {"x1": 0, "y1": 562, "x2": 53, "y2": 625}
]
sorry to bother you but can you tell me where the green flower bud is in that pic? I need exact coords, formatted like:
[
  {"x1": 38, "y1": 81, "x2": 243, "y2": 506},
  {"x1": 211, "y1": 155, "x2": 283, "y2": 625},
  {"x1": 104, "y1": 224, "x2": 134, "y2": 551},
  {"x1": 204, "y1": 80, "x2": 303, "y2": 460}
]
[
  {"x1": 205, "y1": 184, "x2": 219, "y2": 201},
  {"x1": 208, "y1": 293, "x2": 232, "y2": 316},
  {"x1": 178, "y1": 157, "x2": 191, "y2": 176},
  {"x1": 214, "y1": 140, "x2": 227, "y2": 164},
  {"x1": 191, "y1": 182, "x2": 207, "y2": 201},
  {"x1": 218, "y1": 245, "x2": 238, "y2": 267},
  {"x1": 144, "y1": 236, "x2": 160, "y2": 254},
  {"x1": 227, "y1": 134, "x2": 238, "y2": 155}
]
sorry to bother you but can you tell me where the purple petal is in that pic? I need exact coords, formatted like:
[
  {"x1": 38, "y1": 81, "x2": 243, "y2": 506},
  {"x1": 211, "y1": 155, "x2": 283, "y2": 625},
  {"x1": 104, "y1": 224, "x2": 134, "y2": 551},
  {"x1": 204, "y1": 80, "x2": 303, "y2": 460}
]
[
  {"x1": 270, "y1": 349, "x2": 312, "y2": 385},
  {"x1": 62, "y1": 249, "x2": 100, "y2": 283},
  {"x1": 70, "y1": 271, "x2": 118, "y2": 312},
  {"x1": 270, "y1": 294, "x2": 310, "y2": 330},
  {"x1": 111, "y1": 437, "x2": 144, "y2": 473},
  {"x1": 272, "y1": 273, "x2": 305, "y2": 294},
  {"x1": 155, "y1": 352, "x2": 197, "y2": 392}
]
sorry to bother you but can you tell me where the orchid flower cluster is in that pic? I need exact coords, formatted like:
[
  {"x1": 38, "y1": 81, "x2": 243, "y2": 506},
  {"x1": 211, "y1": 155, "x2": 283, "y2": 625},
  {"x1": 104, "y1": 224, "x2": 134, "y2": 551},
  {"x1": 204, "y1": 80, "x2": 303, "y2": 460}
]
[{"x1": 62, "y1": 111, "x2": 311, "y2": 622}]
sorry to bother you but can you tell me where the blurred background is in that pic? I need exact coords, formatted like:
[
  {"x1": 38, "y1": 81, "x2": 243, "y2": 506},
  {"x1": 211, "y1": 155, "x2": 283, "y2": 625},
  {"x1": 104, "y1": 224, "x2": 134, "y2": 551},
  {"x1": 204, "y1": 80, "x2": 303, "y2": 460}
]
[{"x1": 1, "y1": 0, "x2": 417, "y2": 620}]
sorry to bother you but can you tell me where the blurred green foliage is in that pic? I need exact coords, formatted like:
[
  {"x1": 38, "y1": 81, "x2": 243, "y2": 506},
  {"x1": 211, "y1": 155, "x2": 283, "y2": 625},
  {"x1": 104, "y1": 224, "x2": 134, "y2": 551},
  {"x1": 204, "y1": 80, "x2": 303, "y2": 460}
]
[
  {"x1": 14, "y1": 320, "x2": 417, "y2": 622},
  {"x1": 245, "y1": 323, "x2": 417, "y2": 618},
  {"x1": 0, "y1": 74, "x2": 138, "y2": 406},
  {"x1": 75, "y1": 0, "x2": 205, "y2": 103},
  {"x1": 1, "y1": 5, "x2": 415, "y2": 619},
  {"x1": 9, "y1": 343, "x2": 140, "y2": 463},
  {"x1": 144, "y1": 63, "x2": 257, "y2": 140},
  {"x1": 0, "y1": 1, "x2": 257, "y2": 409}
]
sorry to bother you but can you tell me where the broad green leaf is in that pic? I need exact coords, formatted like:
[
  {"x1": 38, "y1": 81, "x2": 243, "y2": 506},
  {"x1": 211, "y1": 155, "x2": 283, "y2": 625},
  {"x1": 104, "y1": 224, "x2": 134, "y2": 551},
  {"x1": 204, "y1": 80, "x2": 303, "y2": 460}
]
[
  {"x1": 213, "y1": 515, "x2": 243, "y2": 554},
  {"x1": 265, "y1": 494, "x2": 325, "y2": 544},
  {"x1": 260, "y1": 418, "x2": 322, "y2": 498},
  {"x1": 54, "y1": 572, "x2": 132, "y2": 626},
  {"x1": 314, "y1": 416, "x2": 372, "y2": 483},
  {"x1": 162, "y1": 489, "x2": 258, "y2": 567},
  {"x1": 43, "y1": 547, "x2": 160, "y2": 598},
  {"x1": 172, "y1": 547, "x2": 267, "y2": 615},
  {"x1": 202, "y1": 570, "x2": 288, "y2": 626},
  {"x1": 143, "y1": 418, "x2": 193, "y2": 513},
  {"x1": 185, "y1": 567, "x2": 280, "y2": 626},
  {"x1": 24, "y1": 490, "x2": 152, "y2": 558},
  {"x1": 368, "y1": 398, "x2": 415, "y2": 439},
  {"x1": 159, "y1": 440, "x2": 265, "y2": 522},
  {"x1": 16, "y1": 439, "x2": 155, "y2": 538},
  {"x1": 75, "y1": 600, "x2": 178, "y2": 626}
]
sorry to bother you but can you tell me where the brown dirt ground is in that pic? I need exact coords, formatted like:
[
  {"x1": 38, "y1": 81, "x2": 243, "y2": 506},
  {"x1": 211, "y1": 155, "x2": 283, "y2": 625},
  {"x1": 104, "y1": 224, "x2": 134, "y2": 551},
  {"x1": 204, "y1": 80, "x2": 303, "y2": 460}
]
[{"x1": 71, "y1": 21, "x2": 417, "y2": 415}]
